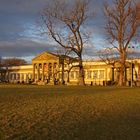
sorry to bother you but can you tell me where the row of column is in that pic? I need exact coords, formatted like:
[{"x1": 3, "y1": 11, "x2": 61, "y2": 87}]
[
  {"x1": 7, "y1": 73, "x2": 32, "y2": 83},
  {"x1": 33, "y1": 62, "x2": 58, "y2": 82}
]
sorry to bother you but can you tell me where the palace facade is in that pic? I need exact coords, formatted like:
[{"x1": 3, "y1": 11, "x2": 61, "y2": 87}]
[{"x1": 0, "y1": 51, "x2": 140, "y2": 86}]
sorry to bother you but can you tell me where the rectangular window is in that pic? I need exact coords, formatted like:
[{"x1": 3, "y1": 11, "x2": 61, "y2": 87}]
[
  {"x1": 10, "y1": 73, "x2": 12, "y2": 80},
  {"x1": 93, "y1": 70, "x2": 98, "y2": 79},
  {"x1": 99, "y1": 70, "x2": 104, "y2": 79},
  {"x1": 17, "y1": 74, "x2": 20, "y2": 80},
  {"x1": 87, "y1": 71, "x2": 92, "y2": 79},
  {"x1": 12, "y1": 73, "x2": 16, "y2": 80}
]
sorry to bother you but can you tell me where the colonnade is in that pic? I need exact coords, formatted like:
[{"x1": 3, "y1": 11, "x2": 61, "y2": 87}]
[
  {"x1": 6, "y1": 73, "x2": 32, "y2": 83},
  {"x1": 32, "y1": 62, "x2": 58, "y2": 82}
]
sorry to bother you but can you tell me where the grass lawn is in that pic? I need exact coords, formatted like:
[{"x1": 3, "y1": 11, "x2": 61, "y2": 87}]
[{"x1": 0, "y1": 84, "x2": 140, "y2": 140}]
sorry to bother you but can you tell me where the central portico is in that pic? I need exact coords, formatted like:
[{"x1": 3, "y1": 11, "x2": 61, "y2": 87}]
[{"x1": 32, "y1": 52, "x2": 60, "y2": 84}]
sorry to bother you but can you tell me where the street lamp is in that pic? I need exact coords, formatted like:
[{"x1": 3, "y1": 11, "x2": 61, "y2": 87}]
[
  {"x1": 131, "y1": 61, "x2": 133, "y2": 87},
  {"x1": 128, "y1": 46, "x2": 135, "y2": 87}
]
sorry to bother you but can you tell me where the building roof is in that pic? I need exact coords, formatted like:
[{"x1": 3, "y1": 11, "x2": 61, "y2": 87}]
[{"x1": 32, "y1": 51, "x2": 59, "y2": 63}]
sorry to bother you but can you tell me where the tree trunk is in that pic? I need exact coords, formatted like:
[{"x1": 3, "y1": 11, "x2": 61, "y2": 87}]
[
  {"x1": 78, "y1": 59, "x2": 85, "y2": 85},
  {"x1": 118, "y1": 67, "x2": 124, "y2": 86},
  {"x1": 67, "y1": 71, "x2": 70, "y2": 83},
  {"x1": 118, "y1": 51, "x2": 126, "y2": 86},
  {"x1": 61, "y1": 60, "x2": 65, "y2": 85},
  {"x1": 112, "y1": 67, "x2": 114, "y2": 81}
]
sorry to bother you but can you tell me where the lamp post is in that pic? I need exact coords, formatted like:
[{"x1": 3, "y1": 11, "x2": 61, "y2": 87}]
[
  {"x1": 59, "y1": 55, "x2": 65, "y2": 85},
  {"x1": 128, "y1": 46, "x2": 135, "y2": 87},
  {"x1": 131, "y1": 61, "x2": 133, "y2": 87}
]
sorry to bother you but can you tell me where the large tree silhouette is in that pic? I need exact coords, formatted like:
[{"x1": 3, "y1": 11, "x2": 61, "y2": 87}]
[
  {"x1": 41, "y1": 0, "x2": 93, "y2": 85},
  {"x1": 104, "y1": 0, "x2": 140, "y2": 86}
]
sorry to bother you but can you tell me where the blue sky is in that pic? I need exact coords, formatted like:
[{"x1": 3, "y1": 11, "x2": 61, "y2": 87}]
[{"x1": 0, "y1": 0, "x2": 139, "y2": 62}]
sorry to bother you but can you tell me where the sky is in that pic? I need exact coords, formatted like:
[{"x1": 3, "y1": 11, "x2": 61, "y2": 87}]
[{"x1": 0, "y1": 0, "x2": 139, "y2": 62}]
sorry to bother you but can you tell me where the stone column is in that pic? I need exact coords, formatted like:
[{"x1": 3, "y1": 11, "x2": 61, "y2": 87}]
[
  {"x1": 37, "y1": 63, "x2": 40, "y2": 81},
  {"x1": 33, "y1": 63, "x2": 35, "y2": 81},
  {"x1": 124, "y1": 67, "x2": 127, "y2": 82},
  {"x1": 19, "y1": 73, "x2": 22, "y2": 82},
  {"x1": 48, "y1": 63, "x2": 52, "y2": 80},
  {"x1": 45, "y1": 63, "x2": 48, "y2": 79},
  {"x1": 53, "y1": 63, "x2": 55, "y2": 80},
  {"x1": 50, "y1": 63, "x2": 52, "y2": 81},
  {"x1": 42, "y1": 63, "x2": 44, "y2": 81},
  {"x1": 105, "y1": 68, "x2": 107, "y2": 85},
  {"x1": 112, "y1": 67, "x2": 114, "y2": 81}
]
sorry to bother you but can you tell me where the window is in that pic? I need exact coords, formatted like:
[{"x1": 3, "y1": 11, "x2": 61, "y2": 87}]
[
  {"x1": 10, "y1": 73, "x2": 12, "y2": 80},
  {"x1": 99, "y1": 70, "x2": 104, "y2": 79},
  {"x1": 93, "y1": 70, "x2": 98, "y2": 79},
  {"x1": 16, "y1": 74, "x2": 20, "y2": 80},
  {"x1": 87, "y1": 71, "x2": 92, "y2": 79},
  {"x1": 12, "y1": 73, "x2": 16, "y2": 80}
]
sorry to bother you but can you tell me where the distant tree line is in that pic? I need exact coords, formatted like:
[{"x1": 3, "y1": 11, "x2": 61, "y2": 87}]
[{"x1": 0, "y1": 57, "x2": 27, "y2": 68}]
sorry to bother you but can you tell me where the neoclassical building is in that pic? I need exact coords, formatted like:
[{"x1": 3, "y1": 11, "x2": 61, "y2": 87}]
[{"x1": 0, "y1": 51, "x2": 140, "y2": 86}]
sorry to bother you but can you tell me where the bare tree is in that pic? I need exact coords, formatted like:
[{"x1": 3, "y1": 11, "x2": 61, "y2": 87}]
[
  {"x1": 98, "y1": 48, "x2": 119, "y2": 65},
  {"x1": 104, "y1": 0, "x2": 140, "y2": 86},
  {"x1": 137, "y1": 2, "x2": 140, "y2": 40},
  {"x1": 0, "y1": 58, "x2": 27, "y2": 82},
  {"x1": 136, "y1": 2, "x2": 140, "y2": 23},
  {"x1": 41, "y1": 0, "x2": 93, "y2": 85}
]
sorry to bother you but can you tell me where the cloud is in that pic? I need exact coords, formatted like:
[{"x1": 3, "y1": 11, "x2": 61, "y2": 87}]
[
  {"x1": 0, "y1": 0, "x2": 107, "y2": 61},
  {"x1": 0, "y1": 38, "x2": 58, "y2": 57},
  {"x1": 0, "y1": 0, "x2": 47, "y2": 41}
]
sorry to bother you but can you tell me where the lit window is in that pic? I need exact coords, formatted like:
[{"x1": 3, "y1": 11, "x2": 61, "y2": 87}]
[
  {"x1": 93, "y1": 70, "x2": 98, "y2": 79},
  {"x1": 17, "y1": 74, "x2": 20, "y2": 80},
  {"x1": 87, "y1": 71, "x2": 92, "y2": 79},
  {"x1": 99, "y1": 70, "x2": 104, "y2": 79}
]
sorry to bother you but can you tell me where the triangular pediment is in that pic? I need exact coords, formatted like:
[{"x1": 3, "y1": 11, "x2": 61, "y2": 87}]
[{"x1": 32, "y1": 52, "x2": 59, "y2": 62}]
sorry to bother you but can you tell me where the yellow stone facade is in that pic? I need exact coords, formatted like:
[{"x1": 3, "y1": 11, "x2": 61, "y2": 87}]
[
  {"x1": 32, "y1": 52, "x2": 60, "y2": 84},
  {"x1": 1, "y1": 51, "x2": 140, "y2": 86}
]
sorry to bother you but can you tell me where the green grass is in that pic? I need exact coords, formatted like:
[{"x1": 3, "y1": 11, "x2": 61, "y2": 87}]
[{"x1": 0, "y1": 85, "x2": 140, "y2": 140}]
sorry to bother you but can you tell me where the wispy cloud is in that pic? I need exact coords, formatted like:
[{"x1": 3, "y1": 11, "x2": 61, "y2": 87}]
[
  {"x1": 0, "y1": 38, "x2": 58, "y2": 57},
  {"x1": 0, "y1": 0, "x2": 112, "y2": 59}
]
